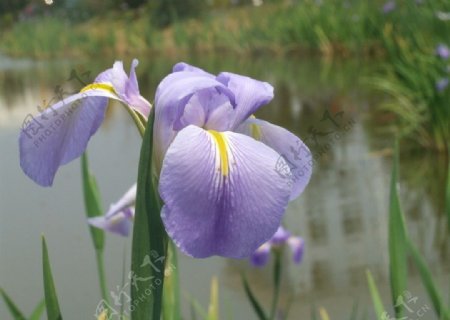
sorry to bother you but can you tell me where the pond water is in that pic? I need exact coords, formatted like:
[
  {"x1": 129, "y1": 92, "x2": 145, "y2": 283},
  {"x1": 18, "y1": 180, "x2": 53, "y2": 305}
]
[{"x1": 0, "y1": 54, "x2": 449, "y2": 319}]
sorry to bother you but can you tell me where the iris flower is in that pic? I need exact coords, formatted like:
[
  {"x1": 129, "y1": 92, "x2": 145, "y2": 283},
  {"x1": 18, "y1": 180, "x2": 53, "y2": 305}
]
[
  {"x1": 251, "y1": 226, "x2": 305, "y2": 267},
  {"x1": 20, "y1": 61, "x2": 312, "y2": 259},
  {"x1": 19, "y1": 59, "x2": 151, "y2": 187},
  {"x1": 88, "y1": 184, "x2": 136, "y2": 237},
  {"x1": 152, "y1": 63, "x2": 312, "y2": 258}
]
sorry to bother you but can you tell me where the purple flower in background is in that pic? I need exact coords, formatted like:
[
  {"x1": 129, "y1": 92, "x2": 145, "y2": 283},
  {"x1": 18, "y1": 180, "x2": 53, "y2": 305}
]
[
  {"x1": 154, "y1": 63, "x2": 312, "y2": 258},
  {"x1": 382, "y1": 1, "x2": 396, "y2": 14},
  {"x1": 19, "y1": 59, "x2": 151, "y2": 187},
  {"x1": 251, "y1": 226, "x2": 305, "y2": 267},
  {"x1": 436, "y1": 78, "x2": 449, "y2": 92},
  {"x1": 436, "y1": 44, "x2": 450, "y2": 59},
  {"x1": 88, "y1": 184, "x2": 136, "y2": 236}
]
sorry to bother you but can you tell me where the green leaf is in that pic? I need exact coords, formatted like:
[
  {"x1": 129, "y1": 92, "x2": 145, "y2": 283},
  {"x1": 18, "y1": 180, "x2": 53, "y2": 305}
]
[
  {"x1": 0, "y1": 288, "x2": 26, "y2": 320},
  {"x1": 388, "y1": 140, "x2": 408, "y2": 318},
  {"x1": 42, "y1": 236, "x2": 63, "y2": 320},
  {"x1": 130, "y1": 107, "x2": 168, "y2": 320},
  {"x1": 241, "y1": 274, "x2": 267, "y2": 320},
  {"x1": 29, "y1": 299, "x2": 46, "y2": 320},
  {"x1": 81, "y1": 153, "x2": 108, "y2": 302},
  {"x1": 163, "y1": 240, "x2": 181, "y2": 320},
  {"x1": 407, "y1": 240, "x2": 450, "y2": 320},
  {"x1": 207, "y1": 277, "x2": 219, "y2": 320},
  {"x1": 366, "y1": 270, "x2": 385, "y2": 319},
  {"x1": 445, "y1": 159, "x2": 450, "y2": 233},
  {"x1": 81, "y1": 153, "x2": 104, "y2": 252}
]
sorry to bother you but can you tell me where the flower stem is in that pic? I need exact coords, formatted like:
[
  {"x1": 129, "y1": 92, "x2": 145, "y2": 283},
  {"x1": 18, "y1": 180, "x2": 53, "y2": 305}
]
[
  {"x1": 269, "y1": 249, "x2": 282, "y2": 320},
  {"x1": 122, "y1": 104, "x2": 147, "y2": 138}
]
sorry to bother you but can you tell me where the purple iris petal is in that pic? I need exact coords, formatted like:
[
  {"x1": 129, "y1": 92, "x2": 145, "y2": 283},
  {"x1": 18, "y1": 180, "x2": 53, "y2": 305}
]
[
  {"x1": 250, "y1": 243, "x2": 272, "y2": 267},
  {"x1": 436, "y1": 78, "x2": 449, "y2": 92},
  {"x1": 159, "y1": 125, "x2": 291, "y2": 258},
  {"x1": 96, "y1": 59, "x2": 151, "y2": 117},
  {"x1": 270, "y1": 226, "x2": 291, "y2": 245},
  {"x1": 153, "y1": 71, "x2": 236, "y2": 170},
  {"x1": 287, "y1": 236, "x2": 305, "y2": 264},
  {"x1": 19, "y1": 92, "x2": 112, "y2": 186},
  {"x1": 88, "y1": 184, "x2": 136, "y2": 236},
  {"x1": 237, "y1": 118, "x2": 312, "y2": 200},
  {"x1": 173, "y1": 62, "x2": 215, "y2": 77},
  {"x1": 436, "y1": 44, "x2": 450, "y2": 59},
  {"x1": 382, "y1": 1, "x2": 396, "y2": 13},
  {"x1": 216, "y1": 72, "x2": 274, "y2": 129},
  {"x1": 88, "y1": 207, "x2": 134, "y2": 237}
]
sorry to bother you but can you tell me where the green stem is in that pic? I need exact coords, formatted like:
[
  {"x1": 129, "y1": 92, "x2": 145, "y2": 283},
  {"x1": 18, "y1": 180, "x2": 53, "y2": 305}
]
[
  {"x1": 122, "y1": 104, "x2": 146, "y2": 138},
  {"x1": 269, "y1": 249, "x2": 282, "y2": 320},
  {"x1": 95, "y1": 249, "x2": 109, "y2": 303}
]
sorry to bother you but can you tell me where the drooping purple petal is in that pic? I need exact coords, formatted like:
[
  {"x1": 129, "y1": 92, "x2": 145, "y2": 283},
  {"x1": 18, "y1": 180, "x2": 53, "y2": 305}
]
[
  {"x1": 19, "y1": 89, "x2": 118, "y2": 186},
  {"x1": 159, "y1": 125, "x2": 291, "y2": 258},
  {"x1": 250, "y1": 243, "x2": 272, "y2": 267},
  {"x1": 287, "y1": 236, "x2": 305, "y2": 264},
  {"x1": 216, "y1": 72, "x2": 274, "y2": 129},
  {"x1": 237, "y1": 118, "x2": 312, "y2": 200},
  {"x1": 270, "y1": 226, "x2": 291, "y2": 245},
  {"x1": 88, "y1": 207, "x2": 134, "y2": 237}
]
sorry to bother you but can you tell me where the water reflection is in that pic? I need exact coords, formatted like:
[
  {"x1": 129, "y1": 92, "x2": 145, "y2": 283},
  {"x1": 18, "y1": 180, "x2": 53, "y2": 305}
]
[{"x1": 0, "y1": 54, "x2": 448, "y2": 319}]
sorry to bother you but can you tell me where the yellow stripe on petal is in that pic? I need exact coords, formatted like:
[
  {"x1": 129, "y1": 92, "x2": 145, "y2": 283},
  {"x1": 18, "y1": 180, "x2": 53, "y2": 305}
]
[
  {"x1": 208, "y1": 130, "x2": 229, "y2": 176},
  {"x1": 80, "y1": 83, "x2": 117, "y2": 95}
]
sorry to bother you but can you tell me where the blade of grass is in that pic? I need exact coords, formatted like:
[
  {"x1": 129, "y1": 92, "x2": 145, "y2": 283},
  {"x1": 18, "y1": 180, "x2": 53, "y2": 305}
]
[
  {"x1": 81, "y1": 153, "x2": 108, "y2": 302},
  {"x1": 242, "y1": 274, "x2": 268, "y2": 320},
  {"x1": 130, "y1": 107, "x2": 168, "y2": 320},
  {"x1": 207, "y1": 277, "x2": 219, "y2": 320},
  {"x1": 42, "y1": 236, "x2": 62, "y2": 320},
  {"x1": 349, "y1": 300, "x2": 358, "y2": 320},
  {"x1": 388, "y1": 140, "x2": 408, "y2": 318},
  {"x1": 0, "y1": 288, "x2": 26, "y2": 320},
  {"x1": 407, "y1": 240, "x2": 450, "y2": 320},
  {"x1": 366, "y1": 270, "x2": 385, "y2": 319},
  {"x1": 29, "y1": 299, "x2": 46, "y2": 320},
  {"x1": 185, "y1": 293, "x2": 207, "y2": 320},
  {"x1": 445, "y1": 158, "x2": 450, "y2": 232},
  {"x1": 319, "y1": 307, "x2": 330, "y2": 320},
  {"x1": 163, "y1": 240, "x2": 181, "y2": 320}
]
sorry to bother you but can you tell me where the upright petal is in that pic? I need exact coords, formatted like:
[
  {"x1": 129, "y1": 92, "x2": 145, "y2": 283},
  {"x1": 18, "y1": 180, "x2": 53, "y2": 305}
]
[
  {"x1": 237, "y1": 118, "x2": 312, "y2": 200},
  {"x1": 159, "y1": 125, "x2": 291, "y2": 258},
  {"x1": 216, "y1": 72, "x2": 273, "y2": 129},
  {"x1": 154, "y1": 72, "x2": 235, "y2": 171},
  {"x1": 95, "y1": 60, "x2": 151, "y2": 117},
  {"x1": 270, "y1": 226, "x2": 291, "y2": 245},
  {"x1": 173, "y1": 62, "x2": 215, "y2": 77},
  {"x1": 124, "y1": 59, "x2": 151, "y2": 117},
  {"x1": 19, "y1": 89, "x2": 118, "y2": 186},
  {"x1": 287, "y1": 236, "x2": 305, "y2": 264}
]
